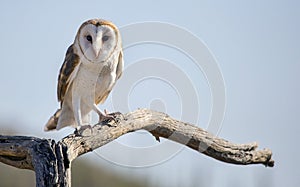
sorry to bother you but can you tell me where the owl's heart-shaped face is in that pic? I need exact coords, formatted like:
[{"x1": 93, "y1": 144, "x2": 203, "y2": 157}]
[{"x1": 77, "y1": 23, "x2": 119, "y2": 63}]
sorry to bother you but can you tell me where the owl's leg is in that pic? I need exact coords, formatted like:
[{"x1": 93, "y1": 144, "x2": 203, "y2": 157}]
[
  {"x1": 93, "y1": 104, "x2": 115, "y2": 123},
  {"x1": 72, "y1": 97, "x2": 83, "y2": 127},
  {"x1": 72, "y1": 98, "x2": 94, "y2": 135}
]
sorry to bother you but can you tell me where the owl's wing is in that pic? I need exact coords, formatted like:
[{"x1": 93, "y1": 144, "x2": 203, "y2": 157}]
[
  {"x1": 96, "y1": 51, "x2": 124, "y2": 104},
  {"x1": 116, "y1": 50, "x2": 124, "y2": 80},
  {"x1": 57, "y1": 44, "x2": 80, "y2": 104}
]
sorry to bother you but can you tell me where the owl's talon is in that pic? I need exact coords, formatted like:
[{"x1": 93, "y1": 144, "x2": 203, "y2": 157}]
[
  {"x1": 98, "y1": 111, "x2": 123, "y2": 125},
  {"x1": 110, "y1": 112, "x2": 125, "y2": 121},
  {"x1": 99, "y1": 114, "x2": 116, "y2": 123},
  {"x1": 75, "y1": 125, "x2": 93, "y2": 135}
]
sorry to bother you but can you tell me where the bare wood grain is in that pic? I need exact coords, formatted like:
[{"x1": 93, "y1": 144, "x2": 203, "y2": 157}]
[
  {"x1": 63, "y1": 109, "x2": 274, "y2": 167},
  {"x1": 0, "y1": 108, "x2": 274, "y2": 187}
]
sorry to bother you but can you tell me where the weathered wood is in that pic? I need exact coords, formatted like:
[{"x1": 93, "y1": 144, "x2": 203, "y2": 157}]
[
  {"x1": 0, "y1": 136, "x2": 70, "y2": 187},
  {"x1": 63, "y1": 109, "x2": 274, "y2": 167},
  {"x1": 0, "y1": 109, "x2": 274, "y2": 187}
]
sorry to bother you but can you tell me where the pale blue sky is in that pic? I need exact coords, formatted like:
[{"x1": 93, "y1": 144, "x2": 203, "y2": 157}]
[{"x1": 0, "y1": 1, "x2": 299, "y2": 186}]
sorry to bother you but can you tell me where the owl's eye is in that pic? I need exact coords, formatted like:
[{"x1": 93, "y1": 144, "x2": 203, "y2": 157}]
[
  {"x1": 86, "y1": 35, "x2": 92, "y2": 43},
  {"x1": 102, "y1": 35, "x2": 109, "y2": 42}
]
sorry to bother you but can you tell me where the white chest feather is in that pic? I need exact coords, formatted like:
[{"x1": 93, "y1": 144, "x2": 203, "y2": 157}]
[
  {"x1": 71, "y1": 59, "x2": 117, "y2": 111},
  {"x1": 72, "y1": 63, "x2": 102, "y2": 98}
]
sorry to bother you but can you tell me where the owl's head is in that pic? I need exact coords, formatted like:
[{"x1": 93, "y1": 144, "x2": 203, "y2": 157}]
[{"x1": 75, "y1": 19, "x2": 121, "y2": 63}]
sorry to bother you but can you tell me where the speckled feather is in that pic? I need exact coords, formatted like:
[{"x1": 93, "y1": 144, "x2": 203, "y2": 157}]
[{"x1": 57, "y1": 45, "x2": 80, "y2": 104}]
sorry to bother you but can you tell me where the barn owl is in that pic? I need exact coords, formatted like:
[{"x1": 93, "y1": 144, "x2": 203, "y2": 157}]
[{"x1": 44, "y1": 19, "x2": 123, "y2": 131}]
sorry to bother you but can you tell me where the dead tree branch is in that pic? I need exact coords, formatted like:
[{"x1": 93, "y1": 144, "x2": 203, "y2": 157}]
[{"x1": 0, "y1": 109, "x2": 274, "y2": 187}]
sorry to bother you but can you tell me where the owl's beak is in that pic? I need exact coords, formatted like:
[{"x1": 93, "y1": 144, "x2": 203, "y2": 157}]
[
  {"x1": 92, "y1": 44, "x2": 101, "y2": 58},
  {"x1": 93, "y1": 32, "x2": 103, "y2": 58}
]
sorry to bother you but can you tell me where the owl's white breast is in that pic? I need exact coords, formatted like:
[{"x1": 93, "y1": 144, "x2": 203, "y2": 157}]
[
  {"x1": 71, "y1": 54, "x2": 118, "y2": 113},
  {"x1": 72, "y1": 62, "x2": 102, "y2": 107}
]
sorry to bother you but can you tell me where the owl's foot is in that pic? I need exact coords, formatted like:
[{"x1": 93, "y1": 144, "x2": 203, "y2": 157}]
[
  {"x1": 99, "y1": 113, "x2": 116, "y2": 123},
  {"x1": 105, "y1": 109, "x2": 123, "y2": 119},
  {"x1": 74, "y1": 125, "x2": 93, "y2": 136},
  {"x1": 99, "y1": 110, "x2": 123, "y2": 124}
]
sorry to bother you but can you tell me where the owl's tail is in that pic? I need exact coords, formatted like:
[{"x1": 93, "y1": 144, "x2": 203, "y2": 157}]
[{"x1": 44, "y1": 109, "x2": 62, "y2": 131}]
